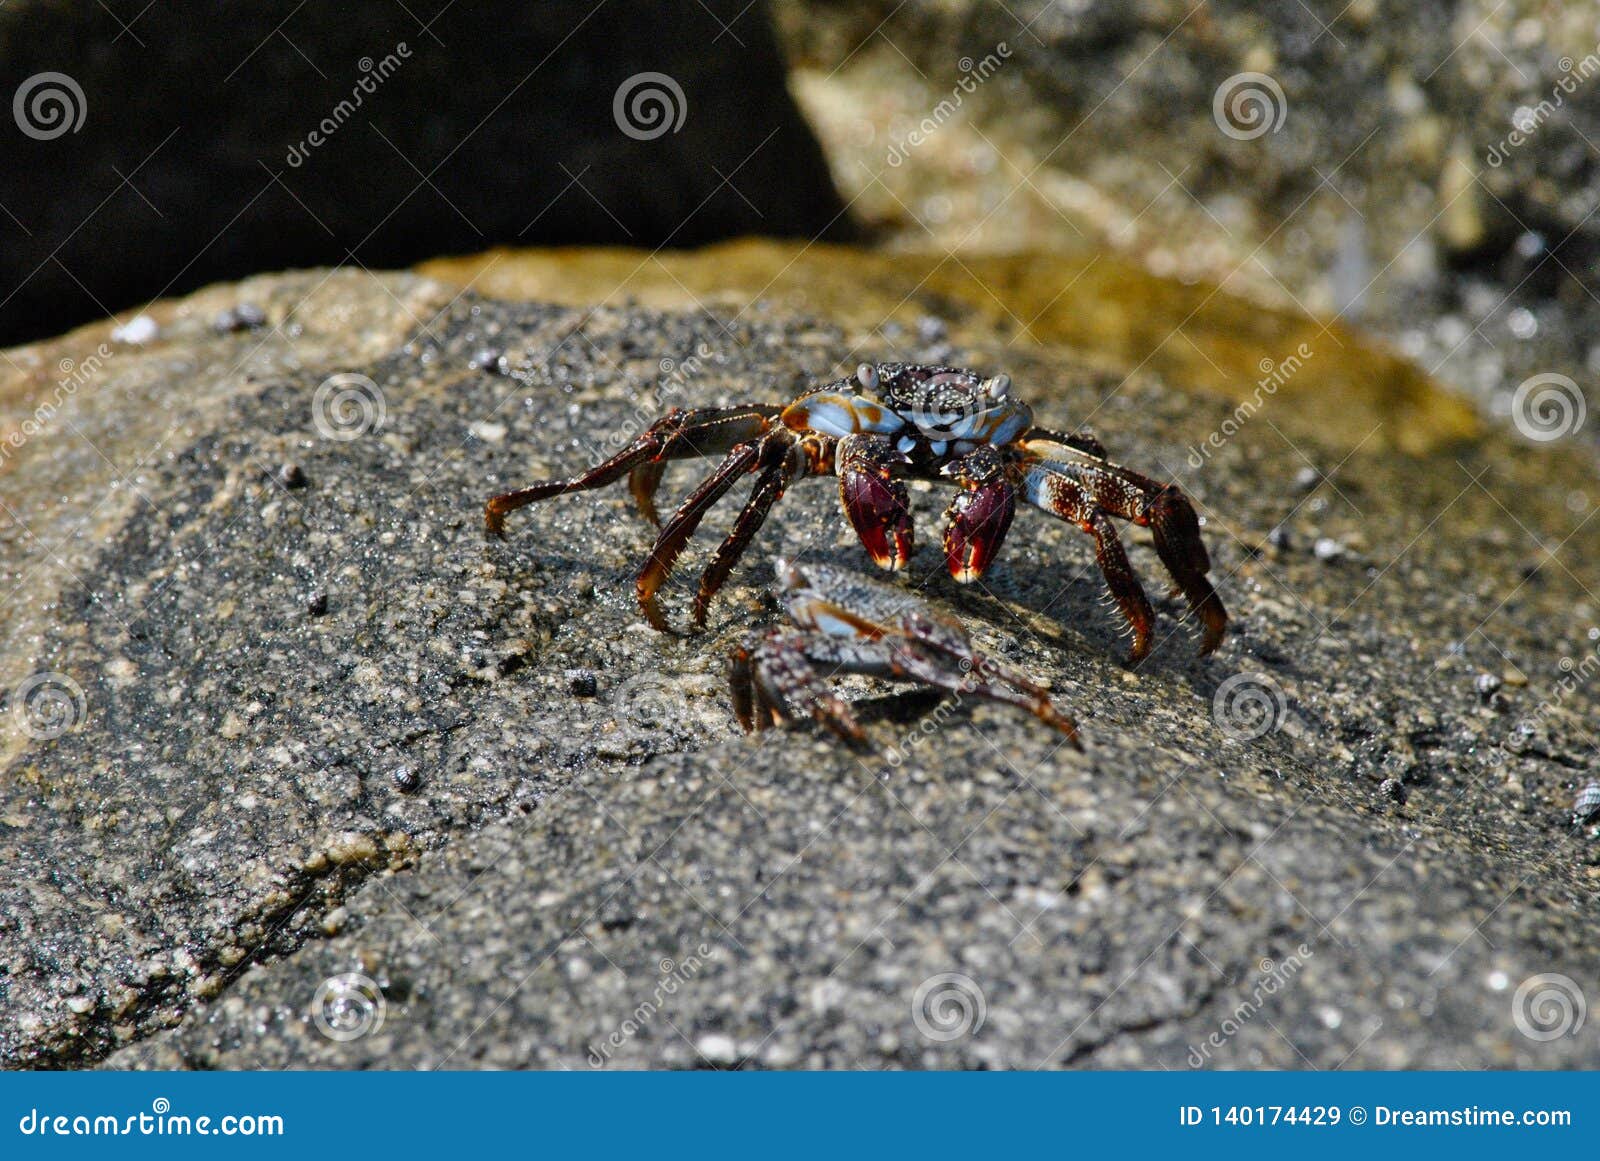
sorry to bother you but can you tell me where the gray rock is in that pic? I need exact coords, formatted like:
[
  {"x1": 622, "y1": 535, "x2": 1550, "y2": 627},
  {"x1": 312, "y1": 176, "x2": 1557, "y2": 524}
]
[{"x1": 1, "y1": 261, "x2": 1596, "y2": 1069}]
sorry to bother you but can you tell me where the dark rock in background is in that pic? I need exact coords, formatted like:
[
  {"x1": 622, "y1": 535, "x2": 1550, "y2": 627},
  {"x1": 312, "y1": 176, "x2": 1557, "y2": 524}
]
[{"x1": 0, "y1": 1, "x2": 849, "y2": 346}]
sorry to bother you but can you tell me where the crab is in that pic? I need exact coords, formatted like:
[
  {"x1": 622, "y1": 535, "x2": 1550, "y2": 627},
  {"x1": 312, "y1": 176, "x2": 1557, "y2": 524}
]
[
  {"x1": 486, "y1": 361, "x2": 1226, "y2": 661},
  {"x1": 730, "y1": 557, "x2": 1080, "y2": 745}
]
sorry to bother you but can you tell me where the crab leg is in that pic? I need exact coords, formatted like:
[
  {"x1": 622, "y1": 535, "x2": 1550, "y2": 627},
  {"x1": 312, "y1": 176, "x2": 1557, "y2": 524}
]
[
  {"x1": 1143, "y1": 484, "x2": 1227, "y2": 656},
  {"x1": 736, "y1": 631, "x2": 866, "y2": 741},
  {"x1": 1023, "y1": 439, "x2": 1226, "y2": 657},
  {"x1": 484, "y1": 405, "x2": 780, "y2": 536},
  {"x1": 882, "y1": 640, "x2": 1080, "y2": 744},
  {"x1": 745, "y1": 632, "x2": 1077, "y2": 745},
  {"x1": 1023, "y1": 425, "x2": 1107, "y2": 460},
  {"x1": 691, "y1": 437, "x2": 802, "y2": 627},
  {"x1": 1022, "y1": 462, "x2": 1158, "y2": 662},
  {"x1": 636, "y1": 439, "x2": 772, "y2": 630},
  {"x1": 627, "y1": 459, "x2": 669, "y2": 525}
]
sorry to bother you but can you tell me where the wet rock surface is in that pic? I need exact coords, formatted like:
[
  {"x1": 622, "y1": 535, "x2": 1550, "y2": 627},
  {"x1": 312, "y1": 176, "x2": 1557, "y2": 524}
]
[{"x1": 1, "y1": 257, "x2": 1597, "y2": 1069}]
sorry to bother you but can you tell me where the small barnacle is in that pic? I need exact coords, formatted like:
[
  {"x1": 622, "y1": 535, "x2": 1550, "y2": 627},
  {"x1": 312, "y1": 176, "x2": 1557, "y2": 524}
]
[{"x1": 1572, "y1": 781, "x2": 1600, "y2": 826}]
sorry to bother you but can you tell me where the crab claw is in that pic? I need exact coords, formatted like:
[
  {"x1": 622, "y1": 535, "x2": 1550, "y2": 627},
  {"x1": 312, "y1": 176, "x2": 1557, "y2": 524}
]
[
  {"x1": 840, "y1": 467, "x2": 914, "y2": 571},
  {"x1": 942, "y1": 478, "x2": 1015, "y2": 583}
]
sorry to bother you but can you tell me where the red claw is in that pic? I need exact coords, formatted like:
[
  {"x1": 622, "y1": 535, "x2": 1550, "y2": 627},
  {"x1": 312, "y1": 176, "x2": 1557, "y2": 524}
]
[
  {"x1": 840, "y1": 468, "x2": 914, "y2": 570},
  {"x1": 943, "y1": 479, "x2": 1015, "y2": 582}
]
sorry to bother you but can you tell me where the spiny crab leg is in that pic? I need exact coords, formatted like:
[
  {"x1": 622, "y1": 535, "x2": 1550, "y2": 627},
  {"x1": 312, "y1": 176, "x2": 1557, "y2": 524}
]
[
  {"x1": 484, "y1": 405, "x2": 780, "y2": 536},
  {"x1": 636, "y1": 439, "x2": 767, "y2": 630},
  {"x1": 1021, "y1": 438, "x2": 1223, "y2": 660},
  {"x1": 690, "y1": 438, "x2": 801, "y2": 627}
]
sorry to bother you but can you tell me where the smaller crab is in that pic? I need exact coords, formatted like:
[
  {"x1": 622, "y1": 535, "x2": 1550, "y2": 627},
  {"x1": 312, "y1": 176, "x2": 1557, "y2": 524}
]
[{"x1": 729, "y1": 557, "x2": 1080, "y2": 746}]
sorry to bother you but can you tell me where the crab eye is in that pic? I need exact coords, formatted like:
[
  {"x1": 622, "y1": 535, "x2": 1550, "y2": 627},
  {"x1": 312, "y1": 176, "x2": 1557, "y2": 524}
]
[
  {"x1": 856, "y1": 363, "x2": 879, "y2": 391},
  {"x1": 985, "y1": 374, "x2": 1012, "y2": 400}
]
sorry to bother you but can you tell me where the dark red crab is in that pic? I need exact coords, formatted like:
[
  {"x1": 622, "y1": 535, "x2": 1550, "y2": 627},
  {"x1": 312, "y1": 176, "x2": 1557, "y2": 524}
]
[{"x1": 485, "y1": 361, "x2": 1226, "y2": 661}]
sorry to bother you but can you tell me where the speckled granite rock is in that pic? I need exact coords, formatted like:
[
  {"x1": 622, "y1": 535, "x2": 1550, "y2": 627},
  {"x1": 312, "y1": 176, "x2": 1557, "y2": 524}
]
[{"x1": 2, "y1": 252, "x2": 1597, "y2": 1069}]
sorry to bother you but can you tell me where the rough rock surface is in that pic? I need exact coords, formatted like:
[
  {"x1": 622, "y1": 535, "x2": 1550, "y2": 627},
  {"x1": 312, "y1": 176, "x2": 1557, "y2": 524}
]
[
  {"x1": 1, "y1": 255, "x2": 1597, "y2": 1069},
  {"x1": 0, "y1": 0, "x2": 846, "y2": 346},
  {"x1": 776, "y1": 0, "x2": 1600, "y2": 435}
]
